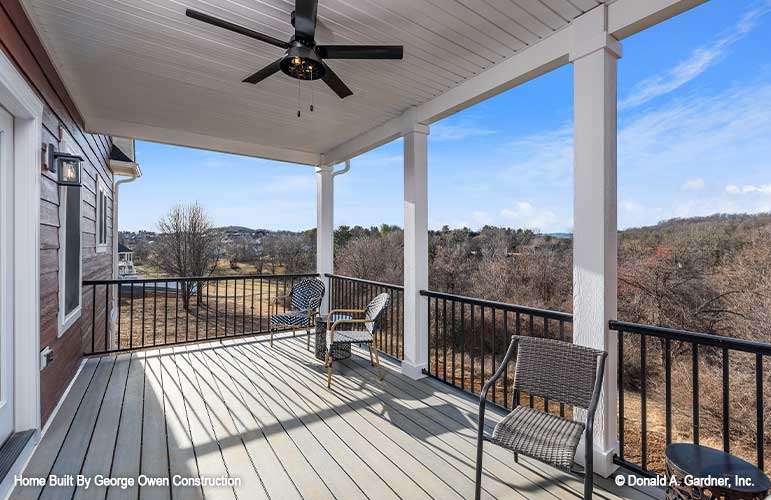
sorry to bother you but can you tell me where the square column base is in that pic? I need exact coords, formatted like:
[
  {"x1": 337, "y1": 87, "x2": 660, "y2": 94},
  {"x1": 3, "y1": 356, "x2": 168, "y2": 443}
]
[
  {"x1": 400, "y1": 360, "x2": 428, "y2": 380},
  {"x1": 574, "y1": 435, "x2": 619, "y2": 478}
]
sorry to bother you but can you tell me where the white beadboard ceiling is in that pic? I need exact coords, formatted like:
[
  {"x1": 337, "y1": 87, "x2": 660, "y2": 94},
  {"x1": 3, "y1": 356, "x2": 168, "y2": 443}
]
[{"x1": 21, "y1": 0, "x2": 605, "y2": 163}]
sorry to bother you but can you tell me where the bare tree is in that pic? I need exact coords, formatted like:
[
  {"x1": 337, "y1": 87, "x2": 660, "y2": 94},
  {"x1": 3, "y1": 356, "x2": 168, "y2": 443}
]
[{"x1": 152, "y1": 202, "x2": 220, "y2": 309}]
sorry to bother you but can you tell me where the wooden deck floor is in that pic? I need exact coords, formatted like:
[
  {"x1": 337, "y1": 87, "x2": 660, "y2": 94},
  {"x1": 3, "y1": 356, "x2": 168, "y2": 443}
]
[{"x1": 13, "y1": 335, "x2": 659, "y2": 500}]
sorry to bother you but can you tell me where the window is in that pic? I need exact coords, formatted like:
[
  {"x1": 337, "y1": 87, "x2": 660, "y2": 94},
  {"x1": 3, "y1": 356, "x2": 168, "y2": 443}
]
[
  {"x1": 96, "y1": 176, "x2": 108, "y2": 250},
  {"x1": 58, "y1": 180, "x2": 82, "y2": 336}
]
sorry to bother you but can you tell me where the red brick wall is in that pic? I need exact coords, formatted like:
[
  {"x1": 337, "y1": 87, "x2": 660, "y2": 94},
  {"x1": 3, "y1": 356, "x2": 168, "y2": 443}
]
[{"x1": 1, "y1": 0, "x2": 114, "y2": 424}]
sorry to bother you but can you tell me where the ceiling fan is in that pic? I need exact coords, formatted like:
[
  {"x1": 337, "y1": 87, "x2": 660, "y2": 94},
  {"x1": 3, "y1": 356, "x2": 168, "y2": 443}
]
[{"x1": 186, "y1": 0, "x2": 404, "y2": 99}]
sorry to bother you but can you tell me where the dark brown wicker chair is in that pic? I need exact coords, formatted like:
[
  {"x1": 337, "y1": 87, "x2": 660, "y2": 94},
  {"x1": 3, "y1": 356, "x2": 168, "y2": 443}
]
[{"x1": 475, "y1": 335, "x2": 607, "y2": 500}]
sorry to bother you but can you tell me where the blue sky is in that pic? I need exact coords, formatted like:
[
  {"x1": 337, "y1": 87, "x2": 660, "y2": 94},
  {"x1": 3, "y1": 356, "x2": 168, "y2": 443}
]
[{"x1": 120, "y1": 0, "x2": 771, "y2": 233}]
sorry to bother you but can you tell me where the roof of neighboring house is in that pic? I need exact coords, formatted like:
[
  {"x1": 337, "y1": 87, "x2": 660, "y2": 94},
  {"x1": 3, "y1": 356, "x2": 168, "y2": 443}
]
[{"x1": 118, "y1": 243, "x2": 133, "y2": 253}]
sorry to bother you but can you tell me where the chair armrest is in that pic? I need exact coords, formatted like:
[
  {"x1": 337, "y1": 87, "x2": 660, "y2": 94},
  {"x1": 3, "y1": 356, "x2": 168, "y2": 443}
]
[
  {"x1": 477, "y1": 337, "x2": 518, "y2": 434},
  {"x1": 585, "y1": 351, "x2": 607, "y2": 426},
  {"x1": 328, "y1": 308, "x2": 365, "y2": 315},
  {"x1": 480, "y1": 336, "x2": 518, "y2": 401},
  {"x1": 328, "y1": 318, "x2": 373, "y2": 332}
]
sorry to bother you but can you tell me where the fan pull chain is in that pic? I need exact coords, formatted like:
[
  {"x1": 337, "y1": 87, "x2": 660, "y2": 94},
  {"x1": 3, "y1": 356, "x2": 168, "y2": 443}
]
[
  {"x1": 310, "y1": 86, "x2": 314, "y2": 112},
  {"x1": 297, "y1": 80, "x2": 301, "y2": 118}
]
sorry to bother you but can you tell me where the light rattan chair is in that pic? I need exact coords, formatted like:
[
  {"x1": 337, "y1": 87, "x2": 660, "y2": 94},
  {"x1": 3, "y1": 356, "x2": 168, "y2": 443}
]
[
  {"x1": 475, "y1": 335, "x2": 607, "y2": 500},
  {"x1": 324, "y1": 293, "x2": 390, "y2": 388}
]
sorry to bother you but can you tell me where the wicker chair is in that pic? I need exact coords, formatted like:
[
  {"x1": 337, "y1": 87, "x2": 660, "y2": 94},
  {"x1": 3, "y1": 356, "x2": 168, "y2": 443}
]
[
  {"x1": 324, "y1": 293, "x2": 390, "y2": 388},
  {"x1": 269, "y1": 278, "x2": 325, "y2": 349},
  {"x1": 475, "y1": 335, "x2": 607, "y2": 500}
]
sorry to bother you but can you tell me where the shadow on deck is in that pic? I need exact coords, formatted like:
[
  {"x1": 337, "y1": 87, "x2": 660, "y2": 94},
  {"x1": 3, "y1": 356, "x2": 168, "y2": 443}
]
[{"x1": 13, "y1": 334, "x2": 660, "y2": 499}]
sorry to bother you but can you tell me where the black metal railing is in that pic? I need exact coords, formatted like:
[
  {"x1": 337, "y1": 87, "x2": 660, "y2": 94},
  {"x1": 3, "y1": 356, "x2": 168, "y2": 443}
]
[
  {"x1": 611, "y1": 320, "x2": 771, "y2": 477},
  {"x1": 420, "y1": 290, "x2": 573, "y2": 413},
  {"x1": 82, "y1": 273, "x2": 318, "y2": 355},
  {"x1": 326, "y1": 274, "x2": 404, "y2": 360}
]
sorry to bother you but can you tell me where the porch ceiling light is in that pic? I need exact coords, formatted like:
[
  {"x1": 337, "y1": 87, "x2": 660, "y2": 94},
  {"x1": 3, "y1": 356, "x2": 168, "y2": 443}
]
[
  {"x1": 280, "y1": 42, "x2": 326, "y2": 81},
  {"x1": 48, "y1": 144, "x2": 83, "y2": 187}
]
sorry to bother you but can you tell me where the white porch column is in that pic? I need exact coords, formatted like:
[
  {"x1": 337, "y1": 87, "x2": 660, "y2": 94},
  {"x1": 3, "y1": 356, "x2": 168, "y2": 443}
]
[
  {"x1": 401, "y1": 111, "x2": 430, "y2": 379},
  {"x1": 570, "y1": 5, "x2": 622, "y2": 478},
  {"x1": 316, "y1": 164, "x2": 334, "y2": 314}
]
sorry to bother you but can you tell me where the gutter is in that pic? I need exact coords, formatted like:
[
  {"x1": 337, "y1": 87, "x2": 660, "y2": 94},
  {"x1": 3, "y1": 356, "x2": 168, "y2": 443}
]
[{"x1": 332, "y1": 160, "x2": 351, "y2": 177}]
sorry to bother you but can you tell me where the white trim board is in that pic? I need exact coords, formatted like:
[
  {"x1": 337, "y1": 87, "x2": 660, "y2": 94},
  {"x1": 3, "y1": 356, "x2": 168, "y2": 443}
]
[{"x1": 0, "y1": 44, "x2": 44, "y2": 496}]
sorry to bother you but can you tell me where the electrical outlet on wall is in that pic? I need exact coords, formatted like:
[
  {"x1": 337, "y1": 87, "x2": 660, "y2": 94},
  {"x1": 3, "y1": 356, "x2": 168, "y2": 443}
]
[{"x1": 40, "y1": 347, "x2": 53, "y2": 370}]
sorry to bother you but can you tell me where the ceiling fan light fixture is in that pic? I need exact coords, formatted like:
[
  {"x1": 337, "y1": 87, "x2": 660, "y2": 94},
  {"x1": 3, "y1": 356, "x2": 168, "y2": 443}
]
[{"x1": 280, "y1": 43, "x2": 325, "y2": 80}]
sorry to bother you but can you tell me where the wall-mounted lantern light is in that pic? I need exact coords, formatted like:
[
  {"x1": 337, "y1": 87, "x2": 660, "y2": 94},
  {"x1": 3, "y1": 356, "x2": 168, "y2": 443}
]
[{"x1": 48, "y1": 144, "x2": 83, "y2": 187}]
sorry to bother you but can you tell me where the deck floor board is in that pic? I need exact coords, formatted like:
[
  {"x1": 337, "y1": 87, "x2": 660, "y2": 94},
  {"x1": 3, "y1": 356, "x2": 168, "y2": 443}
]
[{"x1": 13, "y1": 334, "x2": 660, "y2": 500}]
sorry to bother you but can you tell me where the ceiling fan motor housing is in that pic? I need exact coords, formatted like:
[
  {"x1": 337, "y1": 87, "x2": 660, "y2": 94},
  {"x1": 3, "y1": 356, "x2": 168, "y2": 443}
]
[{"x1": 280, "y1": 42, "x2": 326, "y2": 80}]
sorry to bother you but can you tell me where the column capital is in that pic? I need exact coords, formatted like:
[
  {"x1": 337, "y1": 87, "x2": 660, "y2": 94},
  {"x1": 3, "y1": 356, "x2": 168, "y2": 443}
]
[
  {"x1": 569, "y1": 5, "x2": 622, "y2": 62},
  {"x1": 570, "y1": 33, "x2": 621, "y2": 62},
  {"x1": 400, "y1": 107, "x2": 430, "y2": 136},
  {"x1": 315, "y1": 164, "x2": 334, "y2": 174}
]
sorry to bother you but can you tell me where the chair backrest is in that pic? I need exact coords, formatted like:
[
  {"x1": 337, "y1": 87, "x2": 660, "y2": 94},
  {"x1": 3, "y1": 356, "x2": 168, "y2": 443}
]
[
  {"x1": 290, "y1": 279, "x2": 325, "y2": 313},
  {"x1": 511, "y1": 335, "x2": 605, "y2": 410},
  {"x1": 364, "y1": 293, "x2": 391, "y2": 334}
]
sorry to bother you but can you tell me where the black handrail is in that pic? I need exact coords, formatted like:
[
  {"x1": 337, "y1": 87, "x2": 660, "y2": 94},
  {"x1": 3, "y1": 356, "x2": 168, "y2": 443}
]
[
  {"x1": 81, "y1": 273, "x2": 319, "y2": 355},
  {"x1": 610, "y1": 320, "x2": 768, "y2": 477},
  {"x1": 325, "y1": 273, "x2": 405, "y2": 291},
  {"x1": 84, "y1": 272, "x2": 319, "y2": 286},
  {"x1": 420, "y1": 289, "x2": 573, "y2": 322},
  {"x1": 610, "y1": 320, "x2": 771, "y2": 356}
]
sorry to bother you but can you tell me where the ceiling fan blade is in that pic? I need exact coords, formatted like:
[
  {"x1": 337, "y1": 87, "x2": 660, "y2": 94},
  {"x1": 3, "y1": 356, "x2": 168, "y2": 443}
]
[
  {"x1": 317, "y1": 45, "x2": 403, "y2": 59},
  {"x1": 294, "y1": 0, "x2": 318, "y2": 41},
  {"x1": 322, "y1": 63, "x2": 353, "y2": 99},
  {"x1": 243, "y1": 59, "x2": 283, "y2": 84},
  {"x1": 186, "y1": 9, "x2": 289, "y2": 49}
]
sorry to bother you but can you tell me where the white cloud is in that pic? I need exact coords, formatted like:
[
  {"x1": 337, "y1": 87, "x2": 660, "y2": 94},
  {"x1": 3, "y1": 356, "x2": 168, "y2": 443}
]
[
  {"x1": 681, "y1": 178, "x2": 705, "y2": 191},
  {"x1": 500, "y1": 202, "x2": 560, "y2": 233},
  {"x1": 726, "y1": 184, "x2": 771, "y2": 195},
  {"x1": 431, "y1": 123, "x2": 497, "y2": 141},
  {"x1": 619, "y1": 1, "x2": 771, "y2": 109}
]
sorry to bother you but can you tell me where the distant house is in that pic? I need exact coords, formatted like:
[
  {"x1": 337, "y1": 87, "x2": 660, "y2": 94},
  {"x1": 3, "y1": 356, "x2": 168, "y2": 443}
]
[{"x1": 118, "y1": 243, "x2": 137, "y2": 278}]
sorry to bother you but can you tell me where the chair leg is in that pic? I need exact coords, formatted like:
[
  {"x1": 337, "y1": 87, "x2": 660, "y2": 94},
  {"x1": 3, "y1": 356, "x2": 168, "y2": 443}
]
[
  {"x1": 513, "y1": 452, "x2": 518, "y2": 464},
  {"x1": 325, "y1": 351, "x2": 333, "y2": 388},
  {"x1": 368, "y1": 345, "x2": 374, "y2": 366},
  {"x1": 307, "y1": 328, "x2": 311, "y2": 351},
  {"x1": 372, "y1": 340, "x2": 382, "y2": 381},
  {"x1": 584, "y1": 430, "x2": 593, "y2": 500},
  {"x1": 270, "y1": 329, "x2": 273, "y2": 347},
  {"x1": 474, "y1": 438, "x2": 484, "y2": 500}
]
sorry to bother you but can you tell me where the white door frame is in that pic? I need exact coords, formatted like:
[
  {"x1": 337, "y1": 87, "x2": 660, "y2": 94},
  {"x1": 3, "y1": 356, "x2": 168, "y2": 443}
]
[{"x1": 0, "y1": 49, "x2": 44, "y2": 435}]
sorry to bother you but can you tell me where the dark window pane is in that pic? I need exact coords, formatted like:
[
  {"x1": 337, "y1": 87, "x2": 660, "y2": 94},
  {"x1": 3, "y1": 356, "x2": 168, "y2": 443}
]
[{"x1": 64, "y1": 186, "x2": 81, "y2": 316}]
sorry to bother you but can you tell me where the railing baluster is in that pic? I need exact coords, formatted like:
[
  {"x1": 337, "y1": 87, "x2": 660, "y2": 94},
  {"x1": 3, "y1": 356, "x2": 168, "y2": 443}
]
[
  {"x1": 491, "y1": 308, "x2": 496, "y2": 404},
  {"x1": 451, "y1": 300, "x2": 456, "y2": 387},
  {"x1": 756, "y1": 354, "x2": 764, "y2": 470},
  {"x1": 104, "y1": 285, "x2": 109, "y2": 352},
  {"x1": 224, "y1": 279, "x2": 228, "y2": 336},
  {"x1": 618, "y1": 330, "x2": 624, "y2": 460},
  {"x1": 470, "y1": 304, "x2": 475, "y2": 392},
  {"x1": 693, "y1": 343, "x2": 700, "y2": 445},
  {"x1": 205, "y1": 281, "x2": 210, "y2": 338},
  {"x1": 665, "y1": 338, "x2": 672, "y2": 445},
  {"x1": 640, "y1": 332, "x2": 647, "y2": 470},
  {"x1": 503, "y1": 310, "x2": 508, "y2": 409},
  {"x1": 129, "y1": 283, "x2": 134, "y2": 350},
  {"x1": 215, "y1": 278, "x2": 219, "y2": 336},
  {"x1": 723, "y1": 347, "x2": 730, "y2": 453},
  {"x1": 442, "y1": 298, "x2": 447, "y2": 382},
  {"x1": 153, "y1": 283, "x2": 158, "y2": 344},
  {"x1": 433, "y1": 297, "x2": 439, "y2": 376},
  {"x1": 251, "y1": 278, "x2": 255, "y2": 333},
  {"x1": 164, "y1": 283, "x2": 168, "y2": 344},
  {"x1": 515, "y1": 312, "x2": 521, "y2": 407},
  {"x1": 141, "y1": 282, "x2": 146, "y2": 347},
  {"x1": 460, "y1": 301, "x2": 465, "y2": 390}
]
